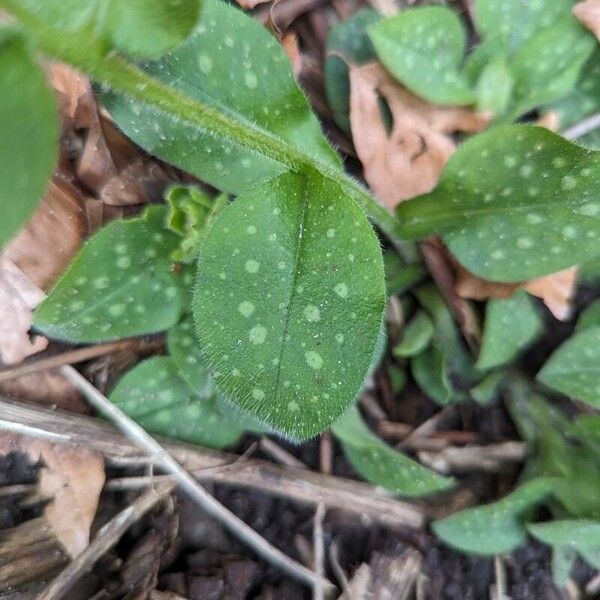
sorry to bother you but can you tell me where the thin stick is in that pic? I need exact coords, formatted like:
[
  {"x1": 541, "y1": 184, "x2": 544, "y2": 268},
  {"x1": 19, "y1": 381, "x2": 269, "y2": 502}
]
[
  {"x1": 0, "y1": 339, "x2": 137, "y2": 383},
  {"x1": 59, "y1": 365, "x2": 335, "y2": 593},
  {"x1": 563, "y1": 112, "x2": 600, "y2": 140},
  {"x1": 259, "y1": 437, "x2": 306, "y2": 469},
  {"x1": 39, "y1": 482, "x2": 174, "y2": 600},
  {"x1": 313, "y1": 503, "x2": 326, "y2": 600}
]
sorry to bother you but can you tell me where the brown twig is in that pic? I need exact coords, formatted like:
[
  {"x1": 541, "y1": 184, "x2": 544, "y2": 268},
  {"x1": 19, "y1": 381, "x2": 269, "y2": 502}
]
[
  {"x1": 38, "y1": 482, "x2": 175, "y2": 600},
  {"x1": 0, "y1": 339, "x2": 138, "y2": 383},
  {"x1": 259, "y1": 436, "x2": 306, "y2": 469},
  {"x1": 313, "y1": 503, "x2": 326, "y2": 600}
]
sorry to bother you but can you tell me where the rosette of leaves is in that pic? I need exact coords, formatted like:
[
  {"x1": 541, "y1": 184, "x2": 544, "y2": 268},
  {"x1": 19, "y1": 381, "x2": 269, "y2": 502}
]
[{"x1": 367, "y1": 0, "x2": 595, "y2": 119}]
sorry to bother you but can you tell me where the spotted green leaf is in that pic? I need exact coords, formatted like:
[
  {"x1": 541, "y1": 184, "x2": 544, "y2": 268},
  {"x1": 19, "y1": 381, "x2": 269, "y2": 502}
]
[
  {"x1": 538, "y1": 327, "x2": 600, "y2": 409},
  {"x1": 324, "y1": 8, "x2": 381, "y2": 132},
  {"x1": 109, "y1": 356, "x2": 244, "y2": 448},
  {"x1": 368, "y1": 7, "x2": 475, "y2": 106},
  {"x1": 529, "y1": 520, "x2": 600, "y2": 578},
  {"x1": 475, "y1": 58, "x2": 513, "y2": 116},
  {"x1": 332, "y1": 405, "x2": 453, "y2": 497},
  {"x1": 193, "y1": 171, "x2": 386, "y2": 440},
  {"x1": 576, "y1": 301, "x2": 600, "y2": 332},
  {"x1": 393, "y1": 310, "x2": 433, "y2": 358},
  {"x1": 396, "y1": 125, "x2": 600, "y2": 282},
  {"x1": 529, "y1": 520, "x2": 600, "y2": 550},
  {"x1": 508, "y1": 19, "x2": 594, "y2": 119},
  {"x1": 17, "y1": 0, "x2": 202, "y2": 58},
  {"x1": 433, "y1": 478, "x2": 556, "y2": 555},
  {"x1": 477, "y1": 291, "x2": 543, "y2": 370},
  {"x1": 550, "y1": 49, "x2": 600, "y2": 148},
  {"x1": 167, "y1": 315, "x2": 215, "y2": 397},
  {"x1": 0, "y1": 28, "x2": 58, "y2": 248},
  {"x1": 474, "y1": 0, "x2": 573, "y2": 55},
  {"x1": 105, "y1": 0, "x2": 340, "y2": 195},
  {"x1": 34, "y1": 206, "x2": 188, "y2": 343}
]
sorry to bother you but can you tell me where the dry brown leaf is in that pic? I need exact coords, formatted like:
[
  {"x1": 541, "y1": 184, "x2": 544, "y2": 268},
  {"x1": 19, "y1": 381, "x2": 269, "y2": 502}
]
[
  {"x1": 4, "y1": 175, "x2": 88, "y2": 290},
  {"x1": 0, "y1": 369, "x2": 89, "y2": 413},
  {"x1": 0, "y1": 434, "x2": 105, "y2": 558},
  {"x1": 522, "y1": 268, "x2": 578, "y2": 321},
  {"x1": 282, "y1": 32, "x2": 302, "y2": 77},
  {"x1": 574, "y1": 0, "x2": 600, "y2": 38},
  {"x1": 451, "y1": 248, "x2": 577, "y2": 321},
  {"x1": 0, "y1": 256, "x2": 47, "y2": 364},
  {"x1": 49, "y1": 63, "x2": 171, "y2": 207},
  {"x1": 349, "y1": 62, "x2": 489, "y2": 209}
]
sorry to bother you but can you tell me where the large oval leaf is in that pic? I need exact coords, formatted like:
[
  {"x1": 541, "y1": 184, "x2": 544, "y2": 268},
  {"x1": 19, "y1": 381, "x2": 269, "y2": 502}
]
[
  {"x1": 0, "y1": 29, "x2": 58, "y2": 248},
  {"x1": 105, "y1": 0, "x2": 340, "y2": 195},
  {"x1": 34, "y1": 207, "x2": 188, "y2": 342},
  {"x1": 193, "y1": 171, "x2": 386, "y2": 440},
  {"x1": 396, "y1": 125, "x2": 600, "y2": 282}
]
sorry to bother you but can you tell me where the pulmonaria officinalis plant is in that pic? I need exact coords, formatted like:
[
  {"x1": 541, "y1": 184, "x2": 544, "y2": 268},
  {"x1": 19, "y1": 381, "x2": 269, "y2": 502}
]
[{"x1": 2, "y1": 0, "x2": 600, "y2": 524}]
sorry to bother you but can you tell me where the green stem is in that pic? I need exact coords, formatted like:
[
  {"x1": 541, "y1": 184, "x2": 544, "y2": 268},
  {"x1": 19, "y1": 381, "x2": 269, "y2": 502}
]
[{"x1": 2, "y1": 0, "x2": 406, "y2": 243}]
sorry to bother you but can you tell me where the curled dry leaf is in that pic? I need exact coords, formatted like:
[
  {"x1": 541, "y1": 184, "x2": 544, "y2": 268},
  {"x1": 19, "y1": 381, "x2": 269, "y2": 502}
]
[
  {"x1": 0, "y1": 256, "x2": 47, "y2": 364},
  {"x1": 349, "y1": 62, "x2": 489, "y2": 209},
  {"x1": 0, "y1": 434, "x2": 105, "y2": 558},
  {"x1": 574, "y1": 0, "x2": 600, "y2": 39},
  {"x1": 448, "y1": 245, "x2": 577, "y2": 321},
  {"x1": 4, "y1": 174, "x2": 87, "y2": 290},
  {"x1": 282, "y1": 32, "x2": 302, "y2": 77},
  {"x1": 49, "y1": 63, "x2": 171, "y2": 207}
]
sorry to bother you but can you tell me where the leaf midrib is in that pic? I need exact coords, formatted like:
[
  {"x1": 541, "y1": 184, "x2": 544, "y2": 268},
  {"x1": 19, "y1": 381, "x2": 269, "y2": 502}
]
[{"x1": 272, "y1": 175, "x2": 310, "y2": 399}]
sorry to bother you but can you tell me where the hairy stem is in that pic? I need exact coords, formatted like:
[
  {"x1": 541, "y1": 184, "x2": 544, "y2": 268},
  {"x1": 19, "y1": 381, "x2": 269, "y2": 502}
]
[{"x1": 2, "y1": 0, "x2": 404, "y2": 241}]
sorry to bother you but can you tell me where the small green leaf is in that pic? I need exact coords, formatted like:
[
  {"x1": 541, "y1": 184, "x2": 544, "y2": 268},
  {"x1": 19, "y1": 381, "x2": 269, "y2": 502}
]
[
  {"x1": 396, "y1": 125, "x2": 600, "y2": 282},
  {"x1": 509, "y1": 19, "x2": 594, "y2": 118},
  {"x1": 166, "y1": 185, "x2": 227, "y2": 263},
  {"x1": 34, "y1": 207, "x2": 188, "y2": 343},
  {"x1": 393, "y1": 311, "x2": 434, "y2": 358},
  {"x1": 433, "y1": 478, "x2": 556, "y2": 555},
  {"x1": 105, "y1": 0, "x2": 340, "y2": 195},
  {"x1": 103, "y1": 0, "x2": 202, "y2": 58},
  {"x1": 0, "y1": 28, "x2": 58, "y2": 248},
  {"x1": 18, "y1": 0, "x2": 202, "y2": 58},
  {"x1": 109, "y1": 356, "x2": 244, "y2": 448},
  {"x1": 332, "y1": 405, "x2": 454, "y2": 497},
  {"x1": 324, "y1": 8, "x2": 381, "y2": 132},
  {"x1": 368, "y1": 7, "x2": 475, "y2": 106},
  {"x1": 477, "y1": 291, "x2": 543, "y2": 370},
  {"x1": 411, "y1": 345, "x2": 454, "y2": 405},
  {"x1": 528, "y1": 520, "x2": 600, "y2": 549},
  {"x1": 576, "y1": 301, "x2": 600, "y2": 332},
  {"x1": 475, "y1": 58, "x2": 513, "y2": 116},
  {"x1": 383, "y1": 251, "x2": 425, "y2": 296},
  {"x1": 538, "y1": 327, "x2": 600, "y2": 409},
  {"x1": 193, "y1": 171, "x2": 386, "y2": 440},
  {"x1": 167, "y1": 315, "x2": 215, "y2": 397},
  {"x1": 550, "y1": 49, "x2": 600, "y2": 148},
  {"x1": 470, "y1": 370, "x2": 504, "y2": 405},
  {"x1": 474, "y1": 0, "x2": 572, "y2": 55}
]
